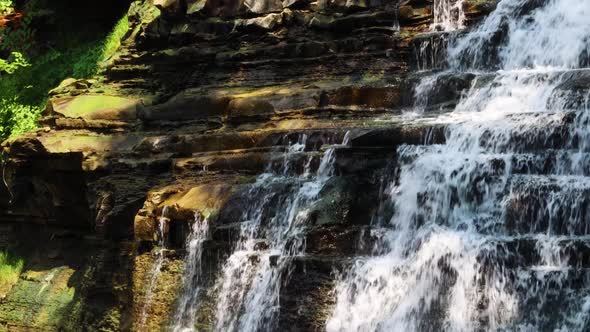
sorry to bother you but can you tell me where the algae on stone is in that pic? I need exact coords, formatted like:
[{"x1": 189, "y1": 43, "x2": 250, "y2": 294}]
[{"x1": 48, "y1": 95, "x2": 141, "y2": 120}]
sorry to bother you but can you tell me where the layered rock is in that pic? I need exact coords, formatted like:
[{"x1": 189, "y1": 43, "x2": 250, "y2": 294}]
[{"x1": 0, "y1": 0, "x2": 496, "y2": 330}]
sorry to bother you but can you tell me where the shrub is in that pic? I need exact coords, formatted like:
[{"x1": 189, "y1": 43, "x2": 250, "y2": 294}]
[
  {"x1": 0, "y1": 51, "x2": 30, "y2": 74},
  {"x1": 0, "y1": 250, "x2": 24, "y2": 297},
  {"x1": 0, "y1": 0, "x2": 12, "y2": 14},
  {"x1": 0, "y1": 6, "x2": 129, "y2": 140}
]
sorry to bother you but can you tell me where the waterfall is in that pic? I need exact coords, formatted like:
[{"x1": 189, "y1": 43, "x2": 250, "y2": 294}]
[
  {"x1": 212, "y1": 132, "x2": 348, "y2": 332},
  {"x1": 328, "y1": 1, "x2": 590, "y2": 331},
  {"x1": 172, "y1": 213, "x2": 210, "y2": 332},
  {"x1": 448, "y1": 0, "x2": 590, "y2": 70},
  {"x1": 138, "y1": 206, "x2": 170, "y2": 330},
  {"x1": 431, "y1": 0, "x2": 465, "y2": 32},
  {"x1": 413, "y1": 0, "x2": 467, "y2": 101},
  {"x1": 414, "y1": 35, "x2": 449, "y2": 71}
]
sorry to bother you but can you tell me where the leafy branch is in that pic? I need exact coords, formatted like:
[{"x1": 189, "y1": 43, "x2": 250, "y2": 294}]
[{"x1": 0, "y1": 51, "x2": 30, "y2": 74}]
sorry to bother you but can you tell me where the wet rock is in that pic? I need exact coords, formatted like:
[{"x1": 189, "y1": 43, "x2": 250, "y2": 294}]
[
  {"x1": 412, "y1": 72, "x2": 477, "y2": 107},
  {"x1": 464, "y1": 0, "x2": 498, "y2": 17},
  {"x1": 279, "y1": 256, "x2": 351, "y2": 331},
  {"x1": 319, "y1": 86, "x2": 402, "y2": 109},
  {"x1": 398, "y1": 3, "x2": 431, "y2": 26},
  {"x1": 0, "y1": 0, "x2": 501, "y2": 329},
  {"x1": 551, "y1": 69, "x2": 590, "y2": 108},
  {"x1": 333, "y1": 147, "x2": 393, "y2": 174},
  {"x1": 349, "y1": 125, "x2": 446, "y2": 148},
  {"x1": 134, "y1": 182, "x2": 236, "y2": 242},
  {"x1": 308, "y1": 176, "x2": 378, "y2": 227}
]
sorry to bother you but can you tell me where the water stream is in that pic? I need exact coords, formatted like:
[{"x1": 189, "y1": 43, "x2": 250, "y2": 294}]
[
  {"x1": 212, "y1": 133, "x2": 349, "y2": 332},
  {"x1": 138, "y1": 206, "x2": 170, "y2": 330},
  {"x1": 432, "y1": 0, "x2": 465, "y2": 32},
  {"x1": 328, "y1": 0, "x2": 590, "y2": 331},
  {"x1": 413, "y1": 0, "x2": 466, "y2": 106},
  {"x1": 172, "y1": 213, "x2": 210, "y2": 332}
]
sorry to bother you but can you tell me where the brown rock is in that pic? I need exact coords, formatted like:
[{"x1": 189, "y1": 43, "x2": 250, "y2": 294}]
[
  {"x1": 139, "y1": 93, "x2": 230, "y2": 121},
  {"x1": 227, "y1": 98, "x2": 275, "y2": 118},
  {"x1": 5, "y1": 137, "x2": 48, "y2": 157}
]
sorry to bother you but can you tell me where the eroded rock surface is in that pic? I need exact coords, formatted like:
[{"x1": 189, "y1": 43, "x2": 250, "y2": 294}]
[{"x1": 0, "y1": 0, "x2": 496, "y2": 330}]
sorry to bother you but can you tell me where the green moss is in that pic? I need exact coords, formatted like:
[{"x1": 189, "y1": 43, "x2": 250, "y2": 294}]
[
  {"x1": 0, "y1": 251, "x2": 24, "y2": 298},
  {"x1": 71, "y1": 15, "x2": 129, "y2": 78},
  {"x1": 54, "y1": 95, "x2": 138, "y2": 118},
  {"x1": 0, "y1": 266, "x2": 77, "y2": 330},
  {"x1": 361, "y1": 71, "x2": 385, "y2": 84},
  {"x1": 40, "y1": 132, "x2": 139, "y2": 153},
  {"x1": 0, "y1": 11, "x2": 130, "y2": 140}
]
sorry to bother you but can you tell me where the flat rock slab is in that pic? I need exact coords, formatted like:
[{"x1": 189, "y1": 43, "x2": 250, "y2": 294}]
[{"x1": 48, "y1": 95, "x2": 143, "y2": 121}]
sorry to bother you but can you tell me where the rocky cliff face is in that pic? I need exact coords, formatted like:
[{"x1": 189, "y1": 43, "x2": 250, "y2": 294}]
[{"x1": 0, "y1": 0, "x2": 496, "y2": 330}]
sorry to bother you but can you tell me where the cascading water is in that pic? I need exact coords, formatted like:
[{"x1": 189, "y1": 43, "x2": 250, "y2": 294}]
[
  {"x1": 138, "y1": 206, "x2": 170, "y2": 330},
  {"x1": 414, "y1": 35, "x2": 449, "y2": 71},
  {"x1": 328, "y1": 1, "x2": 590, "y2": 331},
  {"x1": 413, "y1": 0, "x2": 466, "y2": 107},
  {"x1": 431, "y1": 0, "x2": 465, "y2": 32},
  {"x1": 213, "y1": 132, "x2": 349, "y2": 332},
  {"x1": 172, "y1": 213, "x2": 210, "y2": 332}
]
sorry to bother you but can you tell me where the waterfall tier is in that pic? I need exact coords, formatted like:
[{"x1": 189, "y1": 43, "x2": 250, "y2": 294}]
[{"x1": 2, "y1": 0, "x2": 587, "y2": 331}]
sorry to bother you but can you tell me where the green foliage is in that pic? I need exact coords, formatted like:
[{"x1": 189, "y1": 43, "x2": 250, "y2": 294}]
[
  {"x1": 71, "y1": 15, "x2": 129, "y2": 78},
  {"x1": 0, "y1": 97, "x2": 39, "y2": 139},
  {"x1": 0, "y1": 250, "x2": 24, "y2": 297},
  {"x1": 0, "y1": 51, "x2": 30, "y2": 74},
  {"x1": 104, "y1": 16, "x2": 130, "y2": 61},
  {"x1": 0, "y1": 6, "x2": 129, "y2": 140},
  {"x1": 0, "y1": 13, "x2": 35, "y2": 54},
  {"x1": 0, "y1": 0, "x2": 12, "y2": 14}
]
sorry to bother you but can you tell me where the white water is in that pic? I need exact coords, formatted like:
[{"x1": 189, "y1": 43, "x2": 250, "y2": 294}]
[
  {"x1": 138, "y1": 206, "x2": 170, "y2": 330},
  {"x1": 413, "y1": 0, "x2": 465, "y2": 73},
  {"x1": 431, "y1": 0, "x2": 465, "y2": 32},
  {"x1": 413, "y1": 0, "x2": 467, "y2": 109},
  {"x1": 172, "y1": 213, "x2": 210, "y2": 332},
  {"x1": 213, "y1": 132, "x2": 349, "y2": 332},
  {"x1": 414, "y1": 35, "x2": 449, "y2": 72},
  {"x1": 448, "y1": 0, "x2": 590, "y2": 70},
  {"x1": 328, "y1": 1, "x2": 590, "y2": 331}
]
